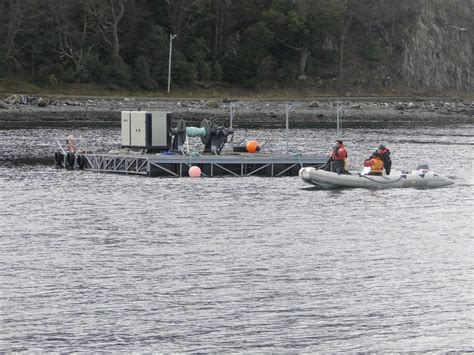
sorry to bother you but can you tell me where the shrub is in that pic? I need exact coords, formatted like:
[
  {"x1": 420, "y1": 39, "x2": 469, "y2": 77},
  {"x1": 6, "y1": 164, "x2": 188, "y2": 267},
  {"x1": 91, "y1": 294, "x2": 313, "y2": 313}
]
[
  {"x1": 319, "y1": 48, "x2": 338, "y2": 64},
  {"x1": 257, "y1": 55, "x2": 277, "y2": 81},
  {"x1": 109, "y1": 56, "x2": 132, "y2": 88},
  {"x1": 172, "y1": 56, "x2": 197, "y2": 85},
  {"x1": 47, "y1": 74, "x2": 60, "y2": 86},
  {"x1": 222, "y1": 46, "x2": 264, "y2": 87},
  {"x1": 0, "y1": 47, "x2": 6, "y2": 77},
  {"x1": 85, "y1": 55, "x2": 110, "y2": 84},
  {"x1": 363, "y1": 39, "x2": 383, "y2": 62},
  {"x1": 277, "y1": 61, "x2": 298, "y2": 84},
  {"x1": 198, "y1": 61, "x2": 212, "y2": 82},
  {"x1": 212, "y1": 62, "x2": 223, "y2": 82},
  {"x1": 133, "y1": 56, "x2": 157, "y2": 90}
]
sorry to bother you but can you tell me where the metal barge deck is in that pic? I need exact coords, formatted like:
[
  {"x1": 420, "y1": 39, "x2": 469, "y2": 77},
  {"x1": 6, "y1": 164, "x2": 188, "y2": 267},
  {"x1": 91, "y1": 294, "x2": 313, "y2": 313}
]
[
  {"x1": 78, "y1": 152, "x2": 326, "y2": 177},
  {"x1": 54, "y1": 110, "x2": 328, "y2": 177}
]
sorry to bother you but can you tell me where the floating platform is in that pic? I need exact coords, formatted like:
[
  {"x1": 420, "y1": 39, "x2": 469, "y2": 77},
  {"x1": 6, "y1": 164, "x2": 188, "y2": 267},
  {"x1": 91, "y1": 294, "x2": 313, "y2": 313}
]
[
  {"x1": 69, "y1": 152, "x2": 326, "y2": 177},
  {"x1": 55, "y1": 110, "x2": 327, "y2": 177}
]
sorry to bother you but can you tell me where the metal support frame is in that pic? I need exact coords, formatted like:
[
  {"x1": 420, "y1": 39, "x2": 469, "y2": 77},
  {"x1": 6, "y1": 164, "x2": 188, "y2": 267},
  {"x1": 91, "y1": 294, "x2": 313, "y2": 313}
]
[
  {"x1": 80, "y1": 153, "x2": 325, "y2": 178},
  {"x1": 85, "y1": 154, "x2": 149, "y2": 175},
  {"x1": 213, "y1": 163, "x2": 240, "y2": 177},
  {"x1": 245, "y1": 163, "x2": 270, "y2": 176},
  {"x1": 149, "y1": 161, "x2": 179, "y2": 177},
  {"x1": 275, "y1": 163, "x2": 299, "y2": 177}
]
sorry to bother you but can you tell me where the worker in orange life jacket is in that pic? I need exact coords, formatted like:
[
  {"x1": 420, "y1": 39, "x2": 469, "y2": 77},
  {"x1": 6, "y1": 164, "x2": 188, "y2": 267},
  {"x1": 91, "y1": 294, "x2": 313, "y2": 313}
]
[
  {"x1": 327, "y1": 140, "x2": 348, "y2": 174},
  {"x1": 369, "y1": 144, "x2": 392, "y2": 175},
  {"x1": 364, "y1": 153, "x2": 384, "y2": 176}
]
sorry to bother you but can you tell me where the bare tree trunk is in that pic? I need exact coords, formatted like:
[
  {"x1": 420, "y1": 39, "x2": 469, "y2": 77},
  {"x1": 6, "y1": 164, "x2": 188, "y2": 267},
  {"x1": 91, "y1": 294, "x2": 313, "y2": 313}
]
[
  {"x1": 167, "y1": 0, "x2": 204, "y2": 48},
  {"x1": 298, "y1": 48, "x2": 310, "y2": 77},
  {"x1": 276, "y1": 37, "x2": 310, "y2": 77},
  {"x1": 338, "y1": 12, "x2": 353, "y2": 94},
  {"x1": 84, "y1": 0, "x2": 126, "y2": 60},
  {"x1": 47, "y1": 0, "x2": 93, "y2": 74},
  {"x1": 214, "y1": 0, "x2": 223, "y2": 56},
  {"x1": 5, "y1": 0, "x2": 22, "y2": 68},
  {"x1": 110, "y1": 0, "x2": 125, "y2": 59}
]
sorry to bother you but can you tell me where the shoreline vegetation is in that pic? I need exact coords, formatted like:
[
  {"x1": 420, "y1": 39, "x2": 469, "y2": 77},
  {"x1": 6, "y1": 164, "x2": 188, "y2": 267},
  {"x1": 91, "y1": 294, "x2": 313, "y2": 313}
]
[
  {"x1": 1, "y1": 79, "x2": 473, "y2": 99},
  {"x1": 0, "y1": 81, "x2": 473, "y2": 129}
]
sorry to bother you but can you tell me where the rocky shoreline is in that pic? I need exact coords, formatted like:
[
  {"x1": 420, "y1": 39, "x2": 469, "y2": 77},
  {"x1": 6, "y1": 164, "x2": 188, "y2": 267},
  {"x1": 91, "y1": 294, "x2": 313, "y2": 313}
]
[{"x1": 0, "y1": 94, "x2": 473, "y2": 129}]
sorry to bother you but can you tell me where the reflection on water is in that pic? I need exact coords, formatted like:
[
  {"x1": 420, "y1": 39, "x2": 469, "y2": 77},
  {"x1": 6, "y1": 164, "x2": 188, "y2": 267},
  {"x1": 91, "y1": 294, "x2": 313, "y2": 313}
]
[{"x1": 0, "y1": 125, "x2": 473, "y2": 352}]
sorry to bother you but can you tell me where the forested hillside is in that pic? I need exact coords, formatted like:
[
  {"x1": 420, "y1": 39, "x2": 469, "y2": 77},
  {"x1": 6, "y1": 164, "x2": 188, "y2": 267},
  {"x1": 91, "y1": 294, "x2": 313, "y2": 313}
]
[{"x1": 0, "y1": 0, "x2": 472, "y2": 93}]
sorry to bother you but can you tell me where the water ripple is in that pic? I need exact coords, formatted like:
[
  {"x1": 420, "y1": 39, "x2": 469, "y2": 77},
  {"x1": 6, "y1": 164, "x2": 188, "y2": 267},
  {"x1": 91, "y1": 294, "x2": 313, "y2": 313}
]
[{"x1": 0, "y1": 125, "x2": 473, "y2": 352}]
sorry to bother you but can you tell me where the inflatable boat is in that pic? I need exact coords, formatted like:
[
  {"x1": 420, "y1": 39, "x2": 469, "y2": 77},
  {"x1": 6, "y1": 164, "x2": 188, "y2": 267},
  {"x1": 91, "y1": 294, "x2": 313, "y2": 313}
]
[{"x1": 299, "y1": 165, "x2": 454, "y2": 189}]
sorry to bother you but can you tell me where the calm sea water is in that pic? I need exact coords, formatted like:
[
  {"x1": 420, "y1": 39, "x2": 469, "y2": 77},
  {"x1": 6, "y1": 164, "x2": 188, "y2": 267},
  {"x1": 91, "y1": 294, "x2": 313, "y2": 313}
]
[{"x1": 1, "y1": 124, "x2": 473, "y2": 352}]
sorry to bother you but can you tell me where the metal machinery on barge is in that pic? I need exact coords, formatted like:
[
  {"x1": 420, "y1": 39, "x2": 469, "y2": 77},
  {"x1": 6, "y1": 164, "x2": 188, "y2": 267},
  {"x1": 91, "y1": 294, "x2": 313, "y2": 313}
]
[{"x1": 53, "y1": 111, "x2": 326, "y2": 177}]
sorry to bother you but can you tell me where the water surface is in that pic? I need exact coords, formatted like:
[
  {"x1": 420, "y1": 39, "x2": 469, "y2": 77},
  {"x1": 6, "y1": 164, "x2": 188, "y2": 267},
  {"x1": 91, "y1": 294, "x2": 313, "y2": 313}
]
[{"x1": 0, "y1": 125, "x2": 473, "y2": 352}]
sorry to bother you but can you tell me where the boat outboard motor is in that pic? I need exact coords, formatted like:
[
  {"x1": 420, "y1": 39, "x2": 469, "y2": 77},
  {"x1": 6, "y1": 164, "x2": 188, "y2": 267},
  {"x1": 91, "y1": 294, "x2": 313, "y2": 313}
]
[
  {"x1": 416, "y1": 164, "x2": 430, "y2": 170},
  {"x1": 54, "y1": 151, "x2": 65, "y2": 168},
  {"x1": 200, "y1": 119, "x2": 234, "y2": 154}
]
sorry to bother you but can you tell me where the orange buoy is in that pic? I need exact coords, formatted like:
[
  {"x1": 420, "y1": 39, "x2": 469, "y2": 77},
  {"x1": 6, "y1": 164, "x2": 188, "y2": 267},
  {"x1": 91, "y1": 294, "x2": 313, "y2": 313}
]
[{"x1": 246, "y1": 140, "x2": 259, "y2": 153}]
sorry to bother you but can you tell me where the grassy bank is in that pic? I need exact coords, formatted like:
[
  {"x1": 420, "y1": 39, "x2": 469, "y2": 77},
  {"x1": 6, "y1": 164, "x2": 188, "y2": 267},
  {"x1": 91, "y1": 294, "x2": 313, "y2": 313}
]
[{"x1": 1, "y1": 78, "x2": 472, "y2": 100}]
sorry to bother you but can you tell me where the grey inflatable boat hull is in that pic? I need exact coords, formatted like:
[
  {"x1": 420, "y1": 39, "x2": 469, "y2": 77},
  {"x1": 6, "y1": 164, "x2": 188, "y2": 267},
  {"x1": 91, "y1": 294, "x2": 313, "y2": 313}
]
[{"x1": 299, "y1": 167, "x2": 454, "y2": 189}]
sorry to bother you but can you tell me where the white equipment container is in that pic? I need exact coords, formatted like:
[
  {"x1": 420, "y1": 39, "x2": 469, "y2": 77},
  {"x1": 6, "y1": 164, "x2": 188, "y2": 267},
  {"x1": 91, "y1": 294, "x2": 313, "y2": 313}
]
[{"x1": 121, "y1": 111, "x2": 171, "y2": 151}]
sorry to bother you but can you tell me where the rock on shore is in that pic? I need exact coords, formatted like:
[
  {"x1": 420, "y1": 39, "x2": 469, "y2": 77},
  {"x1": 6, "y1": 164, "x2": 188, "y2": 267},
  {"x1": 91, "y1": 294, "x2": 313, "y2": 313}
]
[{"x1": 0, "y1": 95, "x2": 472, "y2": 128}]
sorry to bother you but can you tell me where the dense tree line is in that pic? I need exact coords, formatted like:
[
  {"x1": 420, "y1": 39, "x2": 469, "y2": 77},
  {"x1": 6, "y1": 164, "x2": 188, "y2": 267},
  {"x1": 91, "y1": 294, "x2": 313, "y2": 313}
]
[{"x1": 0, "y1": 0, "x2": 420, "y2": 90}]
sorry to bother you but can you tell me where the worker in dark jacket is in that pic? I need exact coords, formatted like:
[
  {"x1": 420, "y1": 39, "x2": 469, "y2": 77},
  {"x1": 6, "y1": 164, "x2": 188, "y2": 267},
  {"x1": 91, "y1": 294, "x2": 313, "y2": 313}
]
[
  {"x1": 373, "y1": 145, "x2": 392, "y2": 175},
  {"x1": 327, "y1": 140, "x2": 348, "y2": 174}
]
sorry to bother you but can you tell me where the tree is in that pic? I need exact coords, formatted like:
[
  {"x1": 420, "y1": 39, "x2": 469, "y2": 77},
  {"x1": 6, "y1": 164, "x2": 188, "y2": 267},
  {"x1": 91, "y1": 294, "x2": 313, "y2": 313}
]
[
  {"x1": 0, "y1": 0, "x2": 37, "y2": 72},
  {"x1": 166, "y1": 0, "x2": 206, "y2": 48},
  {"x1": 259, "y1": 0, "x2": 347, "y2": 77},
  {"x1": 338, "y1": 1, "x2": 353, "y2": 93},
  {"x1": 84, "y1": 0, "x2": 126, "y2": 60},
  {"x1": 47, "y1": 0, "x2": 94, "y2": 79}
]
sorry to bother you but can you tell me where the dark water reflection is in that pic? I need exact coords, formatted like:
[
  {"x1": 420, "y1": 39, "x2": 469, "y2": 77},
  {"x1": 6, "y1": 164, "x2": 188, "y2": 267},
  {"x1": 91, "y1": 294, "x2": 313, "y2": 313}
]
[{"x1": 0, "y1": 125, "x2": 473, "y2": 352}]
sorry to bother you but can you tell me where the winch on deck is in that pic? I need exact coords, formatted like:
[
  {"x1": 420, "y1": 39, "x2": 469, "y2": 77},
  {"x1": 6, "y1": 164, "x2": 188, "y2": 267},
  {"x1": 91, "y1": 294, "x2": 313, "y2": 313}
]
[{"x1": 170, "y1": 118, "x2": 234, "y2": 155}]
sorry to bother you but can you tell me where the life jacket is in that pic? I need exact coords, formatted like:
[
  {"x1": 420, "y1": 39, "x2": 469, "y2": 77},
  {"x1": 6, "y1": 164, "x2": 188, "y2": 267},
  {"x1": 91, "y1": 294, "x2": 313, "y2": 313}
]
[
  {"x1": 331, "y1": 145, "x2": 347, "y2": 161},
  {"x1": 365, "y1": 156, "x2": 384, "y2": 173}
]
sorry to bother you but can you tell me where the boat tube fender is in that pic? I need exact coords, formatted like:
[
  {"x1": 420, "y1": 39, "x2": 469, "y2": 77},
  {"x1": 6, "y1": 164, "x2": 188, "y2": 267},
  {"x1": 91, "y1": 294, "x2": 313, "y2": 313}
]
[
  {"x1": 77, "y1": 155, "x2": 86, "y2": 169},
  {"x1": 66, "y1": 152, "x2": 75, "y2": 170},
  {"x1": 54, "y1": 151, "x2": 64, "y2": 168}
]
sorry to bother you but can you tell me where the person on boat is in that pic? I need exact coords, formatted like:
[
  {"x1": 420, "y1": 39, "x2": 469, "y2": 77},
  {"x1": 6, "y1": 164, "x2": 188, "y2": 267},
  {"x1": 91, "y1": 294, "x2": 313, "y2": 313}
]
[
  {"x1": 327, "y1": 140, "x2": 348, "y2": 174},
  {"x1": 364, "y1": 153, "x2": 384, "y2": 176},
  {"x1": 371, "y1": 144, "x2": 392, "y2": 175},
  {"x1": 66, "y1": 134, "x2": 76, "y2": 153}
]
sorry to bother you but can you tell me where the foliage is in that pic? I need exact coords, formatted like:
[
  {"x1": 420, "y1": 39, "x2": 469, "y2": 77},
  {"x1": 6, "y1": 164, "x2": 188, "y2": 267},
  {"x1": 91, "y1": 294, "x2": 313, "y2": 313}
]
[
  {"x1": 0, "y1": 47, "x2": 6, "y2": 78},
  {"x1": 133, "y1": 56, "x2": 156, "y2": 90},
  {"x1": 0, "y1": 0, "x2": 434, "y2": 90},
  {"x1": 172, "y1": 53, "x2": 197, "y2": 85},
  {"x1": 211, "y1": 62, "x2": 223, "y2": 82},
  {"x1": 277, "y1": 61, "x2": 299, "y2": 84},
  {"x1": 363, "y1": 38, "x2": 383, "y2": 62},
  {"x1": 198, "y1": 61, "x2": 212, "y2": 82},
  {"x1": 108, "y1": 57, "x2": 132, "y2": 88}
]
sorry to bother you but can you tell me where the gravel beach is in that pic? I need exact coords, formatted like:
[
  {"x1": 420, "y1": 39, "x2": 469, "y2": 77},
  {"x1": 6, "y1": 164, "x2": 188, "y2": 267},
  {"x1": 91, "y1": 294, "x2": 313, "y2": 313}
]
[{"x1": 0, "y1": 95, "x2": 472, "y2": 128}]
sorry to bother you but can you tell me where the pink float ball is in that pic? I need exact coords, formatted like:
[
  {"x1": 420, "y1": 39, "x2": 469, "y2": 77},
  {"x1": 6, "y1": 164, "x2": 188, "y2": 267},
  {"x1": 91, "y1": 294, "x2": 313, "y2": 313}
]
[{"x1": 189, "y1": 166, "x2": 201, "y2": 177}]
